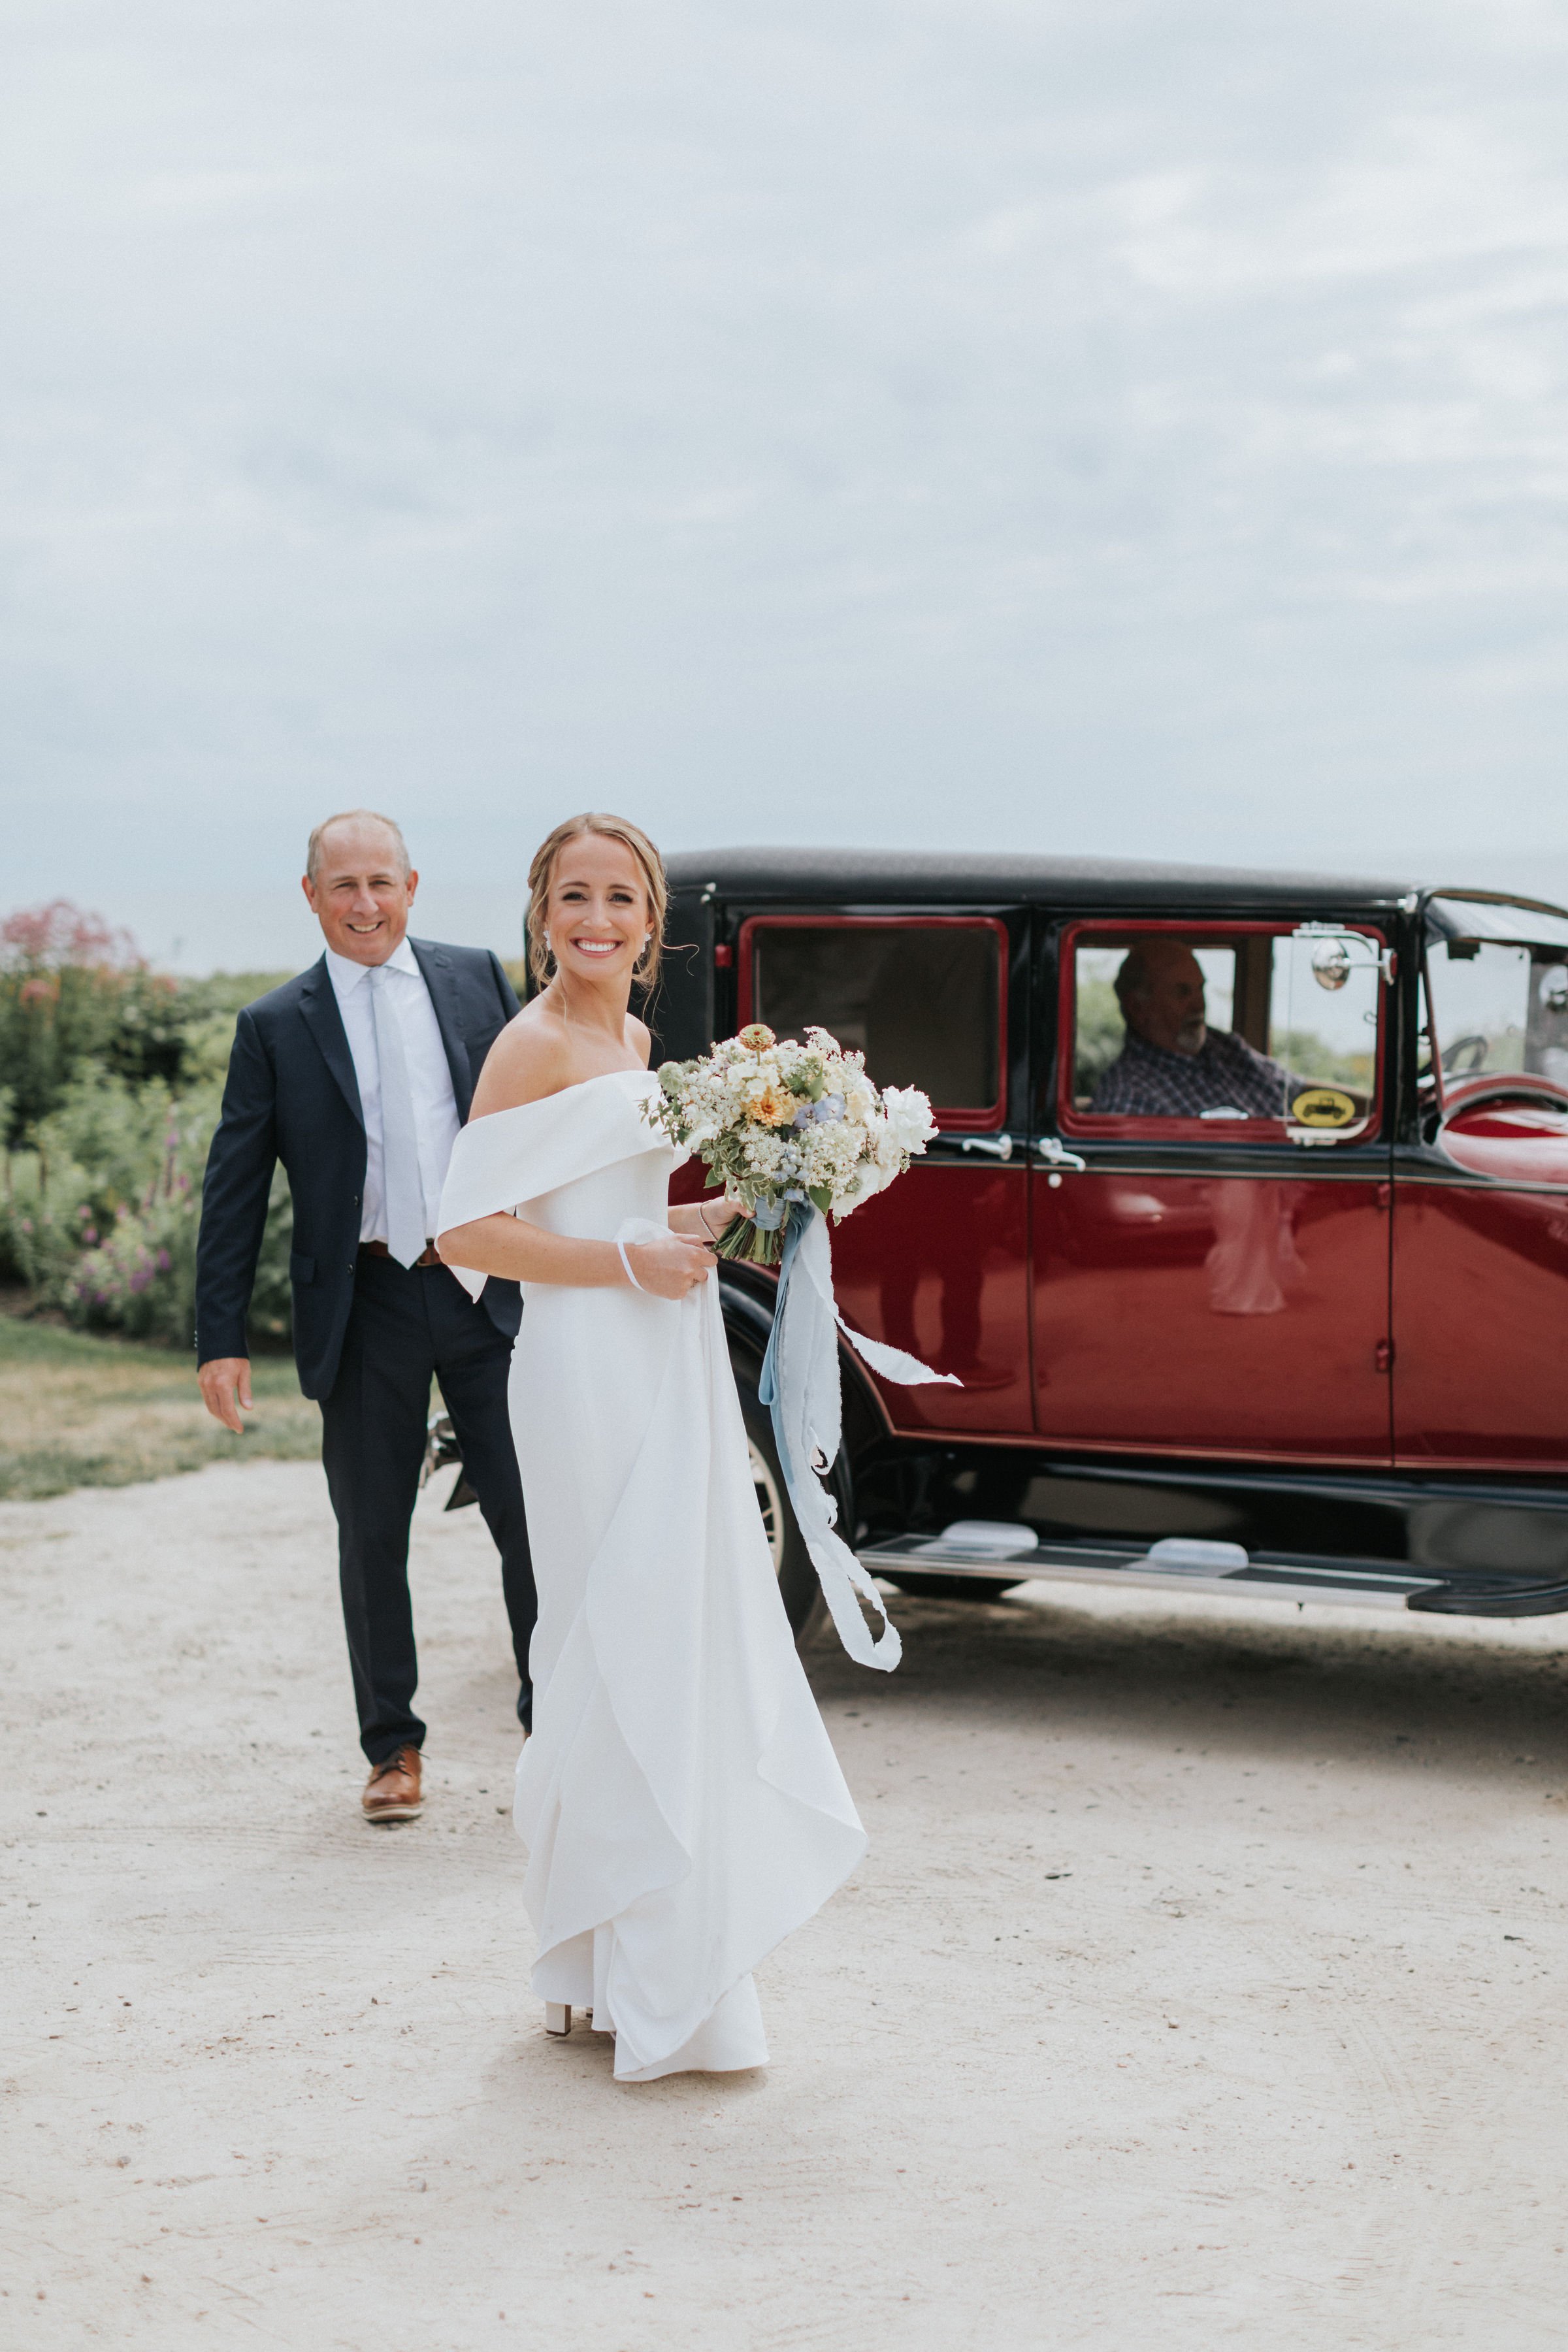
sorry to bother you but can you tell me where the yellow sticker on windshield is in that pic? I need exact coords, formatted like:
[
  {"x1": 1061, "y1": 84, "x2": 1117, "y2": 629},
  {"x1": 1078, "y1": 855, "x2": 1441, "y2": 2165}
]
[{"x1": 1290, "y1": 1086, "x2": 1357, "y2": 1128}]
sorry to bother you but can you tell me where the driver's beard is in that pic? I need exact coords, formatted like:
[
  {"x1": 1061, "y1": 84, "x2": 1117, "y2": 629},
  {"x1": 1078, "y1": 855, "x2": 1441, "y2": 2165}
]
[{"x1": 1174, "y1": 1019, "x2": 1207, "y2": 1057}]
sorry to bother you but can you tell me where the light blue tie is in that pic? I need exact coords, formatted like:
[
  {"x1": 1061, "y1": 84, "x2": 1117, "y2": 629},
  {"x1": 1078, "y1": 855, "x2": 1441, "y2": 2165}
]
[{"x1": 370, "y1": 966, "x2": 427, "y2": 1269}]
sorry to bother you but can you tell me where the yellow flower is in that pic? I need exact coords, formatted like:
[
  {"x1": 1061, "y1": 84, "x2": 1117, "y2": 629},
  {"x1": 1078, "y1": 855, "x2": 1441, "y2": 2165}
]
[{"x1": 747, "y1": 1081, "x2": 798, "y2": 1127}]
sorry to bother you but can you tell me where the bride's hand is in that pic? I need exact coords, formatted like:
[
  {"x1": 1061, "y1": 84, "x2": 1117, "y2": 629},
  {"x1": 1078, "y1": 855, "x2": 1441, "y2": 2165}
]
[
  {"x1": 696, "y1": 1194, "x2": 754, "y2": 1239},
  {"x1": 627, "y1": 1233, "x2": 715, "y2": 1298}
]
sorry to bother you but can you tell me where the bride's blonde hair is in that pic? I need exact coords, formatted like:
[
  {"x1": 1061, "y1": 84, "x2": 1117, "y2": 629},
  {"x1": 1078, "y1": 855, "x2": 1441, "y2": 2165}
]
[{"x1": 525, "y1": 813, "x2": 668, "y2": 993}]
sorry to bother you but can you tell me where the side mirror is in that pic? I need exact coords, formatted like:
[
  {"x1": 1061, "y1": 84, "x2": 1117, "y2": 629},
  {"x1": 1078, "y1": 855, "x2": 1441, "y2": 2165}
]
[{"x1": 1289, "y1": 923, "x2": 1394, "y2": 986}]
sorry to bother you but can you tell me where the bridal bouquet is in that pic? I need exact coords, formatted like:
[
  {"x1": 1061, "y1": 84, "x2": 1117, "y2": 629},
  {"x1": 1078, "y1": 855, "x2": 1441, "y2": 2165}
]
[{"x1": 644, "y1": 1023, "x2": 939, "y2": 1265}]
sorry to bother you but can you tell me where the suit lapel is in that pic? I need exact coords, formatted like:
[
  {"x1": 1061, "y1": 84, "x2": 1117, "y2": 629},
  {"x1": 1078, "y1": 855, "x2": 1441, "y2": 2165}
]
[
  {"x1": 411, "y1": 938, "x2": 474, "y2": 1117},
  {"x1": 297, "y1": 957, "x2": 364, "y2": 1128}
]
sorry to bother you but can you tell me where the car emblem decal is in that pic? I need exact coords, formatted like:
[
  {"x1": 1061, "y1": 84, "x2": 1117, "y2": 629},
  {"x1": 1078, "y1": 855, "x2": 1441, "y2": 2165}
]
[{"x1": 1290, "y1": 1085, "x2": 1357, "y2": 1128}]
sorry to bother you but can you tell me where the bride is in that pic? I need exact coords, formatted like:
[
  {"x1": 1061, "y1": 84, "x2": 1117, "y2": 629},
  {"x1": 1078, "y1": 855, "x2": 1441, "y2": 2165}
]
[{"x1": 436, "y1": 813, "x2": 868, "y2": 2081}]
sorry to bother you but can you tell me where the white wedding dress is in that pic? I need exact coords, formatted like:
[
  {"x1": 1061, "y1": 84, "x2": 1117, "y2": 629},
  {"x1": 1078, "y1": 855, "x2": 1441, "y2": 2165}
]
[{"x1": 437, "y1": 1069, "x2": 868, "y2": 2081}]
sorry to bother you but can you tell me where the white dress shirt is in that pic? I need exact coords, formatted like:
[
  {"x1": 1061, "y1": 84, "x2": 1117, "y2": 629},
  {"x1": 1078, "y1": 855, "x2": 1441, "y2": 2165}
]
[{"x1": 325, "y1": 939, "x2": 463, "y2": 1247}]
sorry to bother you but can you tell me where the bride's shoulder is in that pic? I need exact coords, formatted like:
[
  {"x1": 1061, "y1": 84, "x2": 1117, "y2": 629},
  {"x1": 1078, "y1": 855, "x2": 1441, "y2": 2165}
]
[
  {"x1": 470, "y1": 1008, "x2": 572, "y2": 1119},
  {"x1": 625, "y1": 1012, "x2": 653, "y2": 1067}
]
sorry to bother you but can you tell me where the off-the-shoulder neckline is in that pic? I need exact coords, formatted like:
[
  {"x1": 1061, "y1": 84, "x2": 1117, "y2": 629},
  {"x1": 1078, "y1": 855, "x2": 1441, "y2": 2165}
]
[{"x1": 465, "y1": 1066, "x2": 657, "y2": 1125}]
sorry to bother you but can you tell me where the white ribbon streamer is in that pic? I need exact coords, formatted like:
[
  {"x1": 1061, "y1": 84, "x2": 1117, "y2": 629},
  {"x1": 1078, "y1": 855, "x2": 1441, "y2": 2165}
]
[{"x1": 762, "y1": 1211, "x2": 960, "y2": 1673}]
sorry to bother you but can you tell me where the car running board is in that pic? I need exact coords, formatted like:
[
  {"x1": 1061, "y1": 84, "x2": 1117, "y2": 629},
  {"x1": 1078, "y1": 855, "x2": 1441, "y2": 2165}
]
[{"x1": 857, "y1": 1532, "x2": 1446, "y2": 1611}]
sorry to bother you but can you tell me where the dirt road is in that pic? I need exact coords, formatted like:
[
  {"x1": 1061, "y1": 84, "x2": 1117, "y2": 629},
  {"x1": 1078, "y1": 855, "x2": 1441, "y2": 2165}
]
[{"x1": 3, "y1": 1460, "x2": 1565, "y2": 2349}]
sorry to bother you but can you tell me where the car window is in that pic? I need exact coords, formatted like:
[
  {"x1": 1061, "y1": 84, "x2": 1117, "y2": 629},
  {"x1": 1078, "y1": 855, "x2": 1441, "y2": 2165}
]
[
  {"x1": 1424, "y1": 905, "x2": 1568, "y2": 1090},
  {"x1": 1075, "y1": 945, "x2": 1237, "y2": 1103},
  {"x1": 1065, "y1": 924, "x2": 1382, "y2": 1137},
  {"x1": 746, "y1": 920, "x2": 1002, "y2": 1116}
]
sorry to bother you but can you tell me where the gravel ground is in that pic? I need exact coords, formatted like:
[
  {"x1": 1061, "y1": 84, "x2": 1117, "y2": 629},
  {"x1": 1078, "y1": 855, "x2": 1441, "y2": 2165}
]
[{"x1": 3, "y1": 1459, "x2": 1565, "y2": 2350}]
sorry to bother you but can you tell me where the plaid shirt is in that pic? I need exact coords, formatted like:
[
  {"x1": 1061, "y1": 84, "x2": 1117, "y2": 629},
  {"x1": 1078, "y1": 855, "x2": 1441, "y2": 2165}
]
[{"x1": 1089, "y1": 1027, "x2": 1290, "y2": 1119}]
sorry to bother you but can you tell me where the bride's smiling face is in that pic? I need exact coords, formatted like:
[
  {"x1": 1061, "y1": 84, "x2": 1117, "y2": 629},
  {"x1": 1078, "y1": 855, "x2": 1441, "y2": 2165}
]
[{"x1": 544, "y1": 834, "x2": 651, "y2": 983}]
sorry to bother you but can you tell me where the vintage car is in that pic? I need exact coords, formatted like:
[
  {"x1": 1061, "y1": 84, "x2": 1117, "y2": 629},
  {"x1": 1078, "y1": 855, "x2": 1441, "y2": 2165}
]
[{"x1": 612, "y1": 849, "x2": 1568, "y2": 1639}]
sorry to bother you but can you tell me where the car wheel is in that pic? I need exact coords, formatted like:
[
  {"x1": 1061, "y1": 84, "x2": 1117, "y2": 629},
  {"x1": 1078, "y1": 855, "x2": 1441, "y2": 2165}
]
[{"x1": 732, "y1": 1359, "x2": 830, "y2": 1641}]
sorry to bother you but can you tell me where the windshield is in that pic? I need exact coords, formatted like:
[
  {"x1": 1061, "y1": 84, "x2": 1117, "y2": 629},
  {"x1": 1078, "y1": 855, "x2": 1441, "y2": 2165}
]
[{"x1": 1425, "y1": 896, "x2": 1568, "y2": 1088}]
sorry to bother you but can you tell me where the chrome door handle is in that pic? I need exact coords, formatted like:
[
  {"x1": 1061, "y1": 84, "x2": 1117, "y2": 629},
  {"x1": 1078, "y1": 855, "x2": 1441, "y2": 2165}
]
[
  {"x1": 936, "y1": 1130, "x2": 1014, "y2": 1162},
  {"x1": 1036, "y1": 1137, "x2": 1087, "y2": 1171}
]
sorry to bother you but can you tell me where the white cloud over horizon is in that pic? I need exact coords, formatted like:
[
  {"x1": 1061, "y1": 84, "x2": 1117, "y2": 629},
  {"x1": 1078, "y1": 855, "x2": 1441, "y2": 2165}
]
[{"x1": 5, "y1": 0, "x2": 1568, "y2": 965}]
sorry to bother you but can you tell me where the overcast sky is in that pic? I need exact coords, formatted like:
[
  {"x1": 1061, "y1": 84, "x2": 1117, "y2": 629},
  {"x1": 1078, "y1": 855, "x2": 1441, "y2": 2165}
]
[{"x1": 5, "y1": 0, "x2": 1567, "y2": 968}]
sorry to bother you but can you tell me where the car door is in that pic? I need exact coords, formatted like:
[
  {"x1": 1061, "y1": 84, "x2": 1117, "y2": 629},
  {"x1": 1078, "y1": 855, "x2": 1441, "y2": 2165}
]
[
  {"x1": 1032, "y1": 915, "x2": 1396, "y2": 1463},
  {"x1": 1392, "y1": 894, "x2": 1568, "y2": 1469},
  {"x1": 739, "y1": 908, "x2": 1034, "y2": 1435}
]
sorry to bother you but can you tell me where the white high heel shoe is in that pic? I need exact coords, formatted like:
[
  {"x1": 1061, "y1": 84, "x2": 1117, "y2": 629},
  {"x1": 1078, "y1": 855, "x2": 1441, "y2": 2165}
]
[{"x1": 544, "y1": 2003, "x2": 572, "y2": 2038}]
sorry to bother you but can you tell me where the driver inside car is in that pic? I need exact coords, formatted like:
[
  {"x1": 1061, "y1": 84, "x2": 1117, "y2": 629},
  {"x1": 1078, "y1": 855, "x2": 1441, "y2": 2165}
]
[{"x1": 1090, "y1": 938, "x2": 1292, "y2": 1117}]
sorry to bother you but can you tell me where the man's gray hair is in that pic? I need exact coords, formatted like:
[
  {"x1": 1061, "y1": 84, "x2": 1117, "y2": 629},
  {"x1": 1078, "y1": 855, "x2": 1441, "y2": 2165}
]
[{"x1": 306, "y1": 809, "x2": 412, "y2": 882}]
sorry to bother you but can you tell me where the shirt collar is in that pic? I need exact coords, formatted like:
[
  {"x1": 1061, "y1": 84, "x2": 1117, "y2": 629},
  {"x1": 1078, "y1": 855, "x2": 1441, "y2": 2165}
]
[
  {"x1": 324, "y1": 936, "x2": 421, "y2": 998},
  {"x1": 1124, "y1": 1028, "x2": 1224, "y2": 1067}
]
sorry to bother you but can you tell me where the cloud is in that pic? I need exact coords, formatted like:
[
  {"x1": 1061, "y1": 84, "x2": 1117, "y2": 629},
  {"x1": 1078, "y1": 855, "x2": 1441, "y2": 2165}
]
[{"x1": 3, "y1": 0, "x2": 1567, "y2": 956}]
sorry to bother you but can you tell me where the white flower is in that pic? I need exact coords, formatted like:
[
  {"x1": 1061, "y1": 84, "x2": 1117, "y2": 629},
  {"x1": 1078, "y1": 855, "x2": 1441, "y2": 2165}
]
[{"x1": 881, "y1": 1086, "x2": 938, "y2": 1154}]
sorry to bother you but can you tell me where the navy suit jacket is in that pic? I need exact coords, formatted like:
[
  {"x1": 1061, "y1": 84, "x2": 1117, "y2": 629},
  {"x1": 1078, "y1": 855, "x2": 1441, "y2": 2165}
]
[{"x1": 195, "y1": 939, "x2": 522, "y2": 1399}]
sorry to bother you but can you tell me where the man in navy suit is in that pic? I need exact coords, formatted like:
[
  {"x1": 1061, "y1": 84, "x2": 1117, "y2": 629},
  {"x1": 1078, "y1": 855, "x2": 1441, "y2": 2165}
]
[{"x1": 196, "y1": 809, "x2": 535, "y2": 1823}]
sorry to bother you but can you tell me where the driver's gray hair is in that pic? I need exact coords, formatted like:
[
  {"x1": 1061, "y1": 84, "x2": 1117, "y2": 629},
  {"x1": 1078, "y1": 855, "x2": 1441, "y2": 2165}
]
[
  {"x1": 1109, "y1": 941, "x2": 1194, "y2": 1006},
  {"x1": 306, "y1": 809, "x2": 411, "y2": 882}
]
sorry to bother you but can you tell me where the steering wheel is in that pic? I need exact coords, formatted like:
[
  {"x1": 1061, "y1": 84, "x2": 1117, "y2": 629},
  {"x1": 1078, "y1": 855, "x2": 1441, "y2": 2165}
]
[{"x1": 1443, "y1": 1034, "x2": 1493, "y2": 1074}]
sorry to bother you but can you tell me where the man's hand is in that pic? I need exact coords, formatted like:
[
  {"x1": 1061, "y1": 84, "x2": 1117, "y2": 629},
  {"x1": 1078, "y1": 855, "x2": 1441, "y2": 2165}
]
[{"x1": 199, "y1": 1356, "x2": 255, "y2": 1434}]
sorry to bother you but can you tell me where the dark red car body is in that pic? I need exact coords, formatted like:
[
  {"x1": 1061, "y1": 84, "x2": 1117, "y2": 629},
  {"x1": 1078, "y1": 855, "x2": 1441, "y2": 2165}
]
[{"x1": 646, "y1": 849, "x2": 1568, "y2": 1629}]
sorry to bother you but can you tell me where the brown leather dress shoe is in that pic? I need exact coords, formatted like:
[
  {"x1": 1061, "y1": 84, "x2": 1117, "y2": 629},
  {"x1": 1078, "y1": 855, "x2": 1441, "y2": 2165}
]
[{"x1": 362, "y1": 1744, "x2": 423, "y2": 1823}]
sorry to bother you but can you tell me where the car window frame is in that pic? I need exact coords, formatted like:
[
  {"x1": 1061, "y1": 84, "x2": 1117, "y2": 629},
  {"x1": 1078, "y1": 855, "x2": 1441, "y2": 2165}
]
[
  {"x1": 1056, "y1": 915, "x2": 1390, "y2": 1144},
  {"x1": 736, "y1": 912, "x2": 1010, "y2": 1132},
  {"x1": 1420, "y1": 896, "x2": 1568, "y2": 1107}
]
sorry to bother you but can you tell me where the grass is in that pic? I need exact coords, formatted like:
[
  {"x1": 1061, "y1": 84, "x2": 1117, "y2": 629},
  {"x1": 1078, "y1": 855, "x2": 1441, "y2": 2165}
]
[{"x1": 0, "y1": 1313, "x2": 321, "y2": 1502}]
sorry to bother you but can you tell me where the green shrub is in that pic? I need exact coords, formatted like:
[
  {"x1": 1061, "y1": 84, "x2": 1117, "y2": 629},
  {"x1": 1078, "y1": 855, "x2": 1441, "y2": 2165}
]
[
  {"x1": 0, "y1": 900, "x2": 290, "y2": 1143},
  {"x1": 0, "y1": 904, "x2": 297, "y2": 1348},
  {"x1": 1072, "y1": 975, "x2": 1127, "y2": 1098},
  {"x1": 1, "y1": 1145, "x2": 93, "y2": 1298},
  {"x1": 0, "y1": 904, "x2": 137, "y2": 1145}
]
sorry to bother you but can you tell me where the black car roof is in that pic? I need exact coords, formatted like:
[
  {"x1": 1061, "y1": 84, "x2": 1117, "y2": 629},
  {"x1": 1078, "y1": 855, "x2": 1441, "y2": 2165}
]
[{"x1": 665, "y1": 846, "x2": 1418, "y2": 912}]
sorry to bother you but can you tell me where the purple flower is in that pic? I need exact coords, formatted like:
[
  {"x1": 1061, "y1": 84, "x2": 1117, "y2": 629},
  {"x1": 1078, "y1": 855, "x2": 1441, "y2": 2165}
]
[{"x1": 156, "y1": 1250, "x2": 171, "y2": 1271}]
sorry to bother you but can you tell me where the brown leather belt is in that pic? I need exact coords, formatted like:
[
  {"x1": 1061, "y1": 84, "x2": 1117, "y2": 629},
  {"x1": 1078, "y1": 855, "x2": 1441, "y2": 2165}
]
[{"x1": 359, "y1": 1240, "x2": 442, "y2": 1267}]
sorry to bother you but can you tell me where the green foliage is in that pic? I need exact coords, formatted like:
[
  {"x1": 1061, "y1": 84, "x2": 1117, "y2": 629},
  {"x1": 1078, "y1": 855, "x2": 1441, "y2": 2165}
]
[
  {"x1": 1272, "y1": 1029, "x2": 1375, "y2": 1091},
  {"x1": 1072, "y1": 976, "x2": 1127, "y2": 1100},
  {"x1": 0, "y1": 900, "x2": 289, "y2": 1144},
  {"x1": 0, "y1": 900, "x2": 296, "y2": 1348}
]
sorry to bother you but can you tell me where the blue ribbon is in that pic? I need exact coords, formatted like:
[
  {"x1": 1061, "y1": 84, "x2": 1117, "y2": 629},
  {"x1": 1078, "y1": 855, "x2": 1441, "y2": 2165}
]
[
  {"x1": 753, "y1": 1204, "x2": 902, "y2": 1669},
  {"x1": 756, "y1": 1204, "x2": 808, "y2": 1424}
]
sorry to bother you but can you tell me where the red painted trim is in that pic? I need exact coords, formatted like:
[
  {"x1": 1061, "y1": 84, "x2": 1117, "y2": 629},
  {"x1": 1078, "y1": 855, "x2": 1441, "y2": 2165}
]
[
  {"x1": 1056, "y1": 917, "x2": 1390, "y2": 1141},
  {"x1": 898, "y1": 1427, "x2": 1399, "y2": 1467},
  {"x1": 737, "y1": 913, "x2": 1009, "y2": 1130}
]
